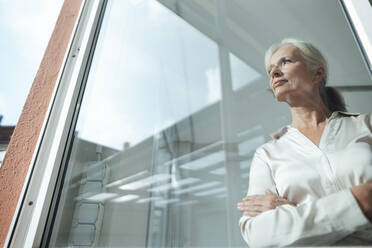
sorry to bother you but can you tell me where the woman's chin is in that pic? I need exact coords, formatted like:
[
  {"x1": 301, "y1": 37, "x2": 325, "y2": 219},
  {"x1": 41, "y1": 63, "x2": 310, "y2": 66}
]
[{"x1": 274, "y1": 91, "x2": 287, "y2": 102}]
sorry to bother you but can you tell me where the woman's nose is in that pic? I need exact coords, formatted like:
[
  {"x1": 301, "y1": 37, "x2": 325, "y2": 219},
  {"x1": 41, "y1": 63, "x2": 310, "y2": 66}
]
[
  {"x1": 271, "y1": 67, "x2": 282, "y2": 78},
  {"x1": 273, "y1": 71, "x2": 281, "y2": 77}
]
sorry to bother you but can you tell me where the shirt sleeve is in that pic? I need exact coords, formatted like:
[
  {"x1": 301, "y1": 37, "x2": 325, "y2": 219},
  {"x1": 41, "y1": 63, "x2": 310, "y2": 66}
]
[{"x1": 239, "y1": 151, "x2": 371, "y2": 247}]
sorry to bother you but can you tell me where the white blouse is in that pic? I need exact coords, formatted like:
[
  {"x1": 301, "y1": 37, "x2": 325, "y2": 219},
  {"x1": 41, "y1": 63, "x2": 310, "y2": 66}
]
[{"x1": 239, "y1": 111, "x2": 372, "y2": 247}]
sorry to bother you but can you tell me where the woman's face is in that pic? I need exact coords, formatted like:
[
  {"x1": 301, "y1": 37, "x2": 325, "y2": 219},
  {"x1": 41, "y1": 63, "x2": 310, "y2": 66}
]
[{"x1": 267, "y1": 45, "x2": 321, "y2": 103}]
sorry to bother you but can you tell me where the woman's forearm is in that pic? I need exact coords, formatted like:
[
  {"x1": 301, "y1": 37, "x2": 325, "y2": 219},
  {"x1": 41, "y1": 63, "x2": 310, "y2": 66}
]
[
  {"x1": 351, "y1": 182, "x2": 372, "y2": 220},
  {"x1": 239, "y1": 189, "x2": 370, "y2": 247}
]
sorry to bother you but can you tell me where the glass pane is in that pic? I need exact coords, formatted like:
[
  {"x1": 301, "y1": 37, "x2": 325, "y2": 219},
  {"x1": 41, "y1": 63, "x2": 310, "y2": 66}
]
[
  {"x1": 230, "y1": 53, "x2": 261, "y2": 91},
  {"x1": 48, "y1": 0, "x2": 372, "y2": 247}
]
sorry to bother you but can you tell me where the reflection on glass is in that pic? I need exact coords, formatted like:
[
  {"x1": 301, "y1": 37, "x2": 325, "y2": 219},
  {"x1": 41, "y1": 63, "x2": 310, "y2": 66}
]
[
  {"x1": 75, "y1": 0, "x2": 221, "y2": 150},
  {"x1": 48, "y1": 0, "x2": 372, "y2": 247},
  {"x1": 49, "y1": 0, "x2": 245, "y2": 247},
  {"x1": 230, "y1": 53, "x2": 261, "y2": 91}
]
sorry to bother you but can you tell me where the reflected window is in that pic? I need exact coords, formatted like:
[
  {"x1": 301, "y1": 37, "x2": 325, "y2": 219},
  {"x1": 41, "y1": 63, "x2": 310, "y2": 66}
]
[
  {"x1": 230, "y1": 53, "x2": 261, "y2": 91},
  {"x1": 76, "y1": 0, "x2": 220, "y2": 150}
]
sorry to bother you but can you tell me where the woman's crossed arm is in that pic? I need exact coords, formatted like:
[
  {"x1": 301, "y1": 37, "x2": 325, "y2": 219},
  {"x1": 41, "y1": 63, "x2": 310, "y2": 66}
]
[{"x1": 238, "y1": 153, "x2": 371, "y2": 247}]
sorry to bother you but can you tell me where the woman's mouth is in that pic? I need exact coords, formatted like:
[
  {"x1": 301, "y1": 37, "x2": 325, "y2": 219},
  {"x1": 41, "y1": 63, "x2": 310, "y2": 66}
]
[{"x1": 273, "y1": 79, "x2": 288, "y2": 89}]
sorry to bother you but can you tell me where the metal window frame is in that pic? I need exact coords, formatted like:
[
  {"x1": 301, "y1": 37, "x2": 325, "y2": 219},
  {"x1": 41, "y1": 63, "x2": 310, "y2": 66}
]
[
  {"x1": 340, "y1": 0, "x2": 372, "y2": 76},
  {"x1": 5, "y1": 0, "x2": 107, "y2": 247}
]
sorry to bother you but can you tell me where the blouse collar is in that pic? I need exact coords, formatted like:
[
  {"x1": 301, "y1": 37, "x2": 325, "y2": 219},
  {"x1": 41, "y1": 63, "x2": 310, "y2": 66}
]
[{"x1": 270, "y1": 111, "x2": 360, "y2": 140}]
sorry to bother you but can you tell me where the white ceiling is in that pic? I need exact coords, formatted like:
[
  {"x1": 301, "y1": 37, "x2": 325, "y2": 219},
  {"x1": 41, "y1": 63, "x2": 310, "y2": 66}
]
[{"x1": 160, "y1": 0, "x2": 372, "y2": 86}]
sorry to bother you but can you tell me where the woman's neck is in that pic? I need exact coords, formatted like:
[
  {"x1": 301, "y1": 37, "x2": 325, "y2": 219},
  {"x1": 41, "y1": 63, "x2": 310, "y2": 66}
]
[
  {"x1": 290, "y1": 104, "x2": 331, "y2": 130},
  {"x1": 284, "y1": 90, "x2": 331, "y2": 129}
]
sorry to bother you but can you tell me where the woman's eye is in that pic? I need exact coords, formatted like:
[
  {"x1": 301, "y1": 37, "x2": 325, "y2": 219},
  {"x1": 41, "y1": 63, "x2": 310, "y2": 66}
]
[{"x1": 282, "y1": 59, "x2": 291, "y2": 65}]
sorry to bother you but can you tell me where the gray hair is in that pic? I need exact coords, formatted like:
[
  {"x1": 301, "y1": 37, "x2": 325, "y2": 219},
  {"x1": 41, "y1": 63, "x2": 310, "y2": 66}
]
[{"x1": 265, "y1": 38, "x2": 346, "y2": 112}]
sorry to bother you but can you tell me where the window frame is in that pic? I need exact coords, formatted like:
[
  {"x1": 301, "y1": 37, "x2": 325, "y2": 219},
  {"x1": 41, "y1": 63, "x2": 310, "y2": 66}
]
[
  {"x1": 340, "y1": 0, "x2": 372, "y2": 77},
  {"x1": 5, "y1": 0, "x2": 107, "y2": 247}
]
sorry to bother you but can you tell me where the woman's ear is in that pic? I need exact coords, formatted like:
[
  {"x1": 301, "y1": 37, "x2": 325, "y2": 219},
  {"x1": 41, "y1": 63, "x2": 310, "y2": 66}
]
[{"x1": 313, "y1": 67, "x2": 325, "y2": 84}]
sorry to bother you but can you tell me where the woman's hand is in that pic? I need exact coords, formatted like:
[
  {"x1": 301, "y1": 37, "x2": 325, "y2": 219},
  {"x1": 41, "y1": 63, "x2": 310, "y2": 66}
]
[
  {"x1": 351, "y1": 181, "x2": 372, "y2": 220},
  {"x1": 237, "y1": 189, "x2": 296, "y2": 217}
]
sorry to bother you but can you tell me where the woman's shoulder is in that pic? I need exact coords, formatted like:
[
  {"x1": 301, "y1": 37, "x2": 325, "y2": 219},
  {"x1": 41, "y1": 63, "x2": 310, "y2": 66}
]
[
  {"x1": 269, "y1": 125, "x2": 291, "y2": 140},
  {"x1": 336, "y1": 111, "x2": 371, "y2": 119},
  {"x1": 336, "y1": 111, "x2": 372, "y2": 130},
  {"x1": 254, "y1": 126, "x2": 290, "y2": 158}
]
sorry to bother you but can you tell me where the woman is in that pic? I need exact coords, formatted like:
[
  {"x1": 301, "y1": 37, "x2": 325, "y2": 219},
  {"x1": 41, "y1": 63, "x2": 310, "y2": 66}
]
[{"x1": 237, "y1": 38, "x2": 372, "y2": 247}]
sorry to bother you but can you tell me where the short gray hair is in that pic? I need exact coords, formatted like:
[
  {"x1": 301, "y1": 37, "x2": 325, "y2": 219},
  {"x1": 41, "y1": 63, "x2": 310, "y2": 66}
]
[
  {"x1": 264, "y1": 38, "x2": 346, "y2": 112},
  {"x1": 265, "y1": 38, "x2": 327, "y2": 80}
]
